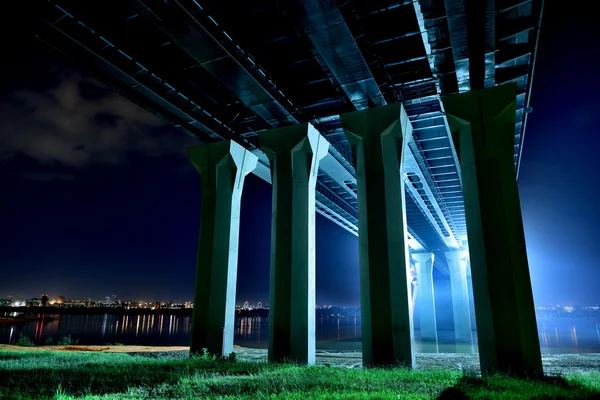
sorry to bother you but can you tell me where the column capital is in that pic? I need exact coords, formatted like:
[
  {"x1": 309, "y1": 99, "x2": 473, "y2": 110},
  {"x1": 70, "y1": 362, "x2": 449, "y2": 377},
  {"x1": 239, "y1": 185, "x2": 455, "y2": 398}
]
[
  {"x1": 445, "y1": 251, "x2": 469, "y2": 270},
  {"x1": 443, "y1": 83, "x2": 518, "y2": 161},
  {"x1": 340, "y1": 103, "x2": 413, "y2": 143},
  {"x1": 188, "y1": 140, "x2": 258, "y2": 180},
  {"x1": 412, "y1": 253, "x2": 435, "y2": 272},
  {"x1": 259, "y1": 123, "x2": 329, "y2": 161}
]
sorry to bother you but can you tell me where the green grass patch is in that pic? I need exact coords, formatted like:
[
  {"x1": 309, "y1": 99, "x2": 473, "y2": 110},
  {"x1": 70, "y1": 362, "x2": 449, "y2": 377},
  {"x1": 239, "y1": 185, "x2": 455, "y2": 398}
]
[
  {"x1": 55, "y1": 335, "x2": 79, "y2": 346},
  {"x1": 0, "y1": 350, "x2": 598, "y2": 399},
  {"x1": 11, "y1": 334, "x2": 35, "y2": 347}
]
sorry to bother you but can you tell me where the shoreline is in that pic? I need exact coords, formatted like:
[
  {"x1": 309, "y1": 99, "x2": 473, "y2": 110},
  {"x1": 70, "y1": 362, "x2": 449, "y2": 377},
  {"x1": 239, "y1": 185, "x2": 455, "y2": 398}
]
[{"x1": 2, "y1": 344, "x2": 600, "y2": 376}]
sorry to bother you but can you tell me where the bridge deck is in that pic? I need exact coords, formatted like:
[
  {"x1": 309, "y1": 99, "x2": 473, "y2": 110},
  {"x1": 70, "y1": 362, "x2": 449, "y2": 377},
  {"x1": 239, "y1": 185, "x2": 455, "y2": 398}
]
[{"x1": 25, "y1": 0, "x2": 543, "y2": 271}]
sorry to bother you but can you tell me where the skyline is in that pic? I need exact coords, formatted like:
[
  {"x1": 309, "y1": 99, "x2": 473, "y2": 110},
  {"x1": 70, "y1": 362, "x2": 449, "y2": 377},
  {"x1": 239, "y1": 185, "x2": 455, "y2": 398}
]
[
  {"x1": 1, "y1": 3, "x2": 599, "y2": 307},
  {"x1": 2, "y1": 291, "x2": 599, "y2": 310}
]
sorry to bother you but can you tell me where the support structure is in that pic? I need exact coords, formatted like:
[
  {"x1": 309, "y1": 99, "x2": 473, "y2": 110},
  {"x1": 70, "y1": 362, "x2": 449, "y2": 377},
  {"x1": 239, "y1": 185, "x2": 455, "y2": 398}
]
[
  {"x1": 412, "y1": 253, "x2": 438, "y2": 353},
  {"x1": 445, "y1": 251, "x2": 473, "y2": 353},
  {"x1": 442, "y1": 83, "x2": 543, "y2": 377},
  {"x1": 340, "y1": 104, "x2": 415, "y2": 368},
  {"x1": 259, "y1": 123, "x2": 329, "y2": 365},
  {"x1": 189, "y1": 140, "x2": 258, "y2": 356}
]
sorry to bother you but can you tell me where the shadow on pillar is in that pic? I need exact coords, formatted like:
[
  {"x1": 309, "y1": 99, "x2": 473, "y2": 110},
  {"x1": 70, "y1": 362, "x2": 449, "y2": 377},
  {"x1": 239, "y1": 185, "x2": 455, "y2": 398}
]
[
  {"x1": 340, "y1": 104, "x2": 415, "y2": 368},
  {"x1": 188, "y1": 140, "x2": 257, "y2": 357},
  {"x1": 442, "y1": 83, "x2": 543, "y2": 377},
  {"x1": 259, "y1": 123, "x2": 328, "y2": 365}
]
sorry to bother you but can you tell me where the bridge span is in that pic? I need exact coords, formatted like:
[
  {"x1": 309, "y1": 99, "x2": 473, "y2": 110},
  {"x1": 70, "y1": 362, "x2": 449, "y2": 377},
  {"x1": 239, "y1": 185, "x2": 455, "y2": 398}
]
[{"x1": 25, "y1": 0, "x2": 544, "y2": 376}]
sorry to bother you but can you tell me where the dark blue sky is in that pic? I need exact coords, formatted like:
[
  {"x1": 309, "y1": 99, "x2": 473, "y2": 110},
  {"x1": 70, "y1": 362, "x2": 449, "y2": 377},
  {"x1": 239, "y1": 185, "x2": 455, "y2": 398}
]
[{"x1": 0, "y1": 3, "x2": 598, "y2": 306}]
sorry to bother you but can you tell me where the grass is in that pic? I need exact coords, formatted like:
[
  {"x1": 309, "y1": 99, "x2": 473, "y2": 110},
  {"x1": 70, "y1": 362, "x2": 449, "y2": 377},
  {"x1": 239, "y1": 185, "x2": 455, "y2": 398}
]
[
  {"x1": 11, "y1": 335, "x2": 80, "y2": 347},
  {"x1": 55, "y1": 335, "x2": 79, "y2": 346},
  {"x1": 12, "y1": 334, "x2": 35, "y2": 347},
  {"x1": 0, "y1": 350, "x2": 598, "y2": 400}
]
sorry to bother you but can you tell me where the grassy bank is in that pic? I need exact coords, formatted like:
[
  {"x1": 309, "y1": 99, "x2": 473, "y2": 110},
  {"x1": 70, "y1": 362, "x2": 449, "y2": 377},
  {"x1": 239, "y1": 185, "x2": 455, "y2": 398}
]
[{"x1": 0, "y1": 350, "x2": 599, "y2": 399}]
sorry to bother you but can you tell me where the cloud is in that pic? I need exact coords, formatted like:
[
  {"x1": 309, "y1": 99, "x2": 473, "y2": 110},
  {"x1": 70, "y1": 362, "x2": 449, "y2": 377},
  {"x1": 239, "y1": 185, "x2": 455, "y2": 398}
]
[{"x1": 0, "y1": 70, "x2": 200, "y2": 168}]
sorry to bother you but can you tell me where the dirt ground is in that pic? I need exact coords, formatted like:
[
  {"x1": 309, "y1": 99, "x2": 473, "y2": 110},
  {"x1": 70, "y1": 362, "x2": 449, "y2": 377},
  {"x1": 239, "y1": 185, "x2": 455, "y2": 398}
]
[
  {"x1": 0, "y1": 344, "x2": 189, "y2": 353},
  {"x1": 1, "y1": 344, "x2": 599, "y2": 376}
]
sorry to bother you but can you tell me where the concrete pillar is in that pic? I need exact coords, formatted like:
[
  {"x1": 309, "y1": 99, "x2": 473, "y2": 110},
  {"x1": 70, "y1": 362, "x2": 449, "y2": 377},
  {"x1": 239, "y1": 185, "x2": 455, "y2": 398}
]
[
  {"x1": 340, "y1": 104, "x2": 415, "y2": 368},
  {"x1": 259, "y1": 123, "x2": 329, "y2": 365},
  {"x1": 442, "y1": 83, "x2": 543, "y2": 376},
  {"x1": 412, "y1": 253, "x2": 438, "y2": 353},
  {"x1": 467, "y1": 262, "x2": 477, "y2": 333},
  {"x1": 445, "y1": 251, "x2": 474, "y2": 353},
  {"x1": 188, "y1": 140, "x2": 258, "y2": 356}
]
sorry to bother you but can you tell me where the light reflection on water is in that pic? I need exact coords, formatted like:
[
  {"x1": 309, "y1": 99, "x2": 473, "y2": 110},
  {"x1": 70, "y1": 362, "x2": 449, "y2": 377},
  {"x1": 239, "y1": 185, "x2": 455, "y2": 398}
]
[{"x1": 0, "y1": 313, "x2": 599, "y2": 353}]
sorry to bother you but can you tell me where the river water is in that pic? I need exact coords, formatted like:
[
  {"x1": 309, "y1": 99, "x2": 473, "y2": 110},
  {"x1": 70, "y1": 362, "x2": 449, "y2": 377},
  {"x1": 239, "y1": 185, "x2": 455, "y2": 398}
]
[{"x1": 1, "y1": 313, "x2": 599, "y2": 353}]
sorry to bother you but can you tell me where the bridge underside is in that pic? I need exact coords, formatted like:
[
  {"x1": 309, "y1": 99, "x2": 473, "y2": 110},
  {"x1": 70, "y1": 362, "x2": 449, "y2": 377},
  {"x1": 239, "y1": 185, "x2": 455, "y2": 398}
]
[
  {"x1": 23, "y1": 0, "x2": 544, "y2": 376},
  {"x1": 26, "y1": 0, "x2": 543, "y2": 263}
]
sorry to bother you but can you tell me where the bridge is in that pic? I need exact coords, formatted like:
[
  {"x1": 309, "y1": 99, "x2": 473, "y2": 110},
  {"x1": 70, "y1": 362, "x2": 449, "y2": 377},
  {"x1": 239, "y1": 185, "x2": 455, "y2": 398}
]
[{"x1": 25, "y1": 0, "x2": 544, "y2": 376}]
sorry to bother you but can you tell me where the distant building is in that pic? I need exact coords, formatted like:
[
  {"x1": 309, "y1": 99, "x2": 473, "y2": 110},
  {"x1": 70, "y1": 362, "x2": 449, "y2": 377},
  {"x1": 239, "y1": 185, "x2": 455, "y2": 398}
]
[
  {"x1": 25, "y1": 298, "x2": 41, "y2": 307},
  {"x1": 184, "y1": 301, "x2": 193, "y2": 309},
  {"x1": 41, "y1": 295, "x2": 49, "y2": 307},
  {"x1": 62, "y1": 300, "x2": 88, "y2": 308},
  {"x1": 57, "y1": 296, "x2": 65, "y2": 304}
]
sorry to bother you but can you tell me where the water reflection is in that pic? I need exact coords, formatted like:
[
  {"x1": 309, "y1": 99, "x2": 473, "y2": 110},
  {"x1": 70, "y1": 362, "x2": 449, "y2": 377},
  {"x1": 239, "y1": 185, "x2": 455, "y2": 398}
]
[
  {"x1": 237, "y1": 316, "x2": 264, "y2": 345},
  {"x1": 102, "y1": 314, "x2": 107, "y2": 337},
  {"x1": 0, "y1": 313, "x2": 599, "y2": 353},
  {"x1": 541, "y1": 323, "x2": 548, "y2": 349}
]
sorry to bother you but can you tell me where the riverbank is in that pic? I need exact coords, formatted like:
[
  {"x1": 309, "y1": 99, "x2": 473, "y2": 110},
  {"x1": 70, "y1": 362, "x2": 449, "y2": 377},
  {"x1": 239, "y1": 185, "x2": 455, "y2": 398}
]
[
  {"x1": 2, "y1": 344, "x2": 600, "y2": 376},
  {"x1": 1, "y1": 347, "x2": 599, "y2": 399}
]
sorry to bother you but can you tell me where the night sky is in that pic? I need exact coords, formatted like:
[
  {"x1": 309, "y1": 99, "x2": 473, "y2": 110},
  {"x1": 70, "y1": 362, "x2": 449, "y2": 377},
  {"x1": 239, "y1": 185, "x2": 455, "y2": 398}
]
[{"x1": 0, "y1": 4, "x2": 598, "y2": 307}]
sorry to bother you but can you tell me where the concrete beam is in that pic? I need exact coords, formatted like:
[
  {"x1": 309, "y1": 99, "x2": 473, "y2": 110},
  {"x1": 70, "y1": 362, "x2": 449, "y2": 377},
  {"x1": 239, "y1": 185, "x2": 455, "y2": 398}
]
[
  {"x1": 259, "y1": 123, "x2": 329, "y2": 365},
  {"x1": 340, "y1": 103, "x2": 415, "y2": 368},
  {"x1": 442, "y1": 83, "x2": 543, "y2": 377},
  {"x1": 412, "y1": 253, "x2": 438, "y2": 353},
  {"x1": 445, "y1": 250, "x2": 474, "y2": 353},
  {"x1": 188, "y1": 140, "x2": 258, "y2": 356},
  {"x1": 405, "y1": 148, "x2": 461, "y2": 249}
]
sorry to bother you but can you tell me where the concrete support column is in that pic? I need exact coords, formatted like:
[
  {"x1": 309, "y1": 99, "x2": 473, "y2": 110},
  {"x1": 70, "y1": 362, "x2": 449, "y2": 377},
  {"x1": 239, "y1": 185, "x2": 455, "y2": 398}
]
[
  {"x1": 445, "y1": 251, "x2": 474, "y2": 353},
  {"x1": 467, "y1": 262, "x2": 477, "y2": 332},
  {"x1": 442, "y1": 83, "x2": 543, "y2": 376},
  {"x1": 259, "y1": 123, "x2": 329, "y2": 365},
  {"x1": 340, "y1": 104, "x2": 415, "y2": 368},
  {"x1": 189, "y1": 140, "x2": 258, "y2": 356},
  {"x1": 412, "y1": 253, "x2": 438, "y2": 353}
]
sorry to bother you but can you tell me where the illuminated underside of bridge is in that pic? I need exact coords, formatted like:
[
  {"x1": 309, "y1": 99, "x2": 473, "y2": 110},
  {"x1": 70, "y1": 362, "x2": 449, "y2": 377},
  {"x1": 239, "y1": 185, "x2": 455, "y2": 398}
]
[{"x1": 27, "y1": 0, "x2": 544, "y2": 376}]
